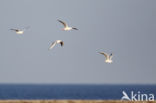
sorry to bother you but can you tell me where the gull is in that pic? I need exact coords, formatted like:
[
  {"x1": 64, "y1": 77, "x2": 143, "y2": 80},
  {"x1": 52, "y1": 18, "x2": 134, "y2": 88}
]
[
  {"x1": 10, "y1": 26, "x2": 30, "y2": 34},
  {"x1": 49, "y1": 40, "x2": 64, "y2": 50},
  {"x1": 99, "y1": 52, "x2": 113, "y2": 63},
  {"x1": 58, "y1": 19, "x2": 78, "y2": 31}
]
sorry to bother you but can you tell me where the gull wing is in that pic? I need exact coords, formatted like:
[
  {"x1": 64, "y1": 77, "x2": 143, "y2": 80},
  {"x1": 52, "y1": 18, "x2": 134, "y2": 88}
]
[
  {"x1": 10, "y1": 29, "x2": 18, "y2": 31},
  {"x1": 56, "y1": 40, "x2": 64, "y2": 46},
  {"x1": 109, "y1": 53, "x2": 113, "y2": 59},
  {"x1": 58, "y1": 20, "x2": 67, "y2": 27},
  {"x1": 72, "y1": 27, "x2": 78, "y2": 30},
  {"x1": 99, "y1": 52, "x2": 108, "y2": 59},
  {"x1": 49, "y1": 41, "x2": 57, "y2": 50}
]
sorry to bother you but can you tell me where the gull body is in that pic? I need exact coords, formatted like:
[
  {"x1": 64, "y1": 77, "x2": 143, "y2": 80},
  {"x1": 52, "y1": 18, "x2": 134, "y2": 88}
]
[
  {"x1": 64, "y1": 27, "x2": 72, "y2": 31},
  {"x1": 58, "y1": 19, "x2": 78, "y2": 31},
  {"x1": 49, "y1": 40, "x2": 64, "y2": 50},
  {"x1": 99, "y1": 52, "x2": 113, "y2": 63}
]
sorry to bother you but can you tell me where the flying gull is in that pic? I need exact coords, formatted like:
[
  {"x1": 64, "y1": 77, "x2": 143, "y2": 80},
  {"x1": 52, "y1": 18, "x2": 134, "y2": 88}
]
[
  {"x1": 10, "y1": 26, "x2": 30, "y2": 34},
  {"x1": 99, "y1": 52, "x2": 113, "y2": 63},
  {"x1": 58, "y1": 19, "x2": 78, "y2": 31},
  {"x1": 49, "y1": 40, "x2": 64, "y2": 50}
]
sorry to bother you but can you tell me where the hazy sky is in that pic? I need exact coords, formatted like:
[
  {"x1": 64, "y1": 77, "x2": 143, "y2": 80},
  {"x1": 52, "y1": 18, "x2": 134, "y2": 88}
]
[{"x1": 0, "y1": 0, "x2": 156, "y2": 84}]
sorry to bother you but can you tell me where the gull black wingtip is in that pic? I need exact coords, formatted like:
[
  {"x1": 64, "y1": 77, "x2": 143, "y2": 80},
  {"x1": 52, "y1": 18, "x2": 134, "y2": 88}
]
[
  {"x1": 57, "y1": 19, "x2": 62, "y2": 22},
  {"x1": 98, "y1": 52, "x2": 103, "y2": 55},
  {"x1": 72, "y1": 28, "x2": 78, "y2": 30}
]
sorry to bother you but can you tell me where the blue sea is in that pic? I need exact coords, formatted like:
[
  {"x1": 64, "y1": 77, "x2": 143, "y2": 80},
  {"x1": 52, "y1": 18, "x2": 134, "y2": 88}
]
[{"x1": 0, "y1": 84, "x2": 155, "y2": 100}]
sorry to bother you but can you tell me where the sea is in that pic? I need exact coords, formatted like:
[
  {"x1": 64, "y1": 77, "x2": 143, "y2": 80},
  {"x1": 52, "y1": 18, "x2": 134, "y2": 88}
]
[{"x1": 0, "y1": 84, "x2": 155, "y2": 100}]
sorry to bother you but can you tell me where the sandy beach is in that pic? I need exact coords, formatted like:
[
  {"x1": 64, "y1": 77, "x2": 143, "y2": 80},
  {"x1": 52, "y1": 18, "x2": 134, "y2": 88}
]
[{"x1": 0, "y1": 100, "x2": 155, "y2": 103}]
